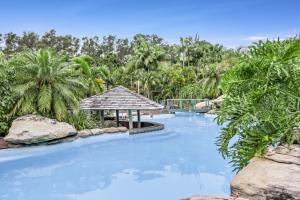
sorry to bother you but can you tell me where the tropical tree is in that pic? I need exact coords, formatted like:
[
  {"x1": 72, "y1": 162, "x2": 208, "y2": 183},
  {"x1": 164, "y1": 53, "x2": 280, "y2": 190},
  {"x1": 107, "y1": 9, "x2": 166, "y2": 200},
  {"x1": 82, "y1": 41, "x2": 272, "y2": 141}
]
[
  {"x1": 73, "y1": 56, "x2": 108, "y2": 96},
  {"x1": 127, "y1": 36, "x2": 165, "y2": 97},
  {"x1": 10, "y1": 49, "x2": 86, "y2": 121},
  {"x1": 199, "y1": 64, "x2": 224, "y2": 98},
  {"x1": 128, "y1": 36, "x2": 165, "y2": 72},
  {"x1": 177, "y1": 35, "x2": 225, "y2": 70},
  {"x1": 179, "y1": 83, "x2": 204, "y2": 99},
  {"x1": 198, "y1": 49, "x2": 238, "y2": 98},
  {"x1": 216, "y1": 38, "x2": 300, "y2": 171},
  {"x1": 158, "y1": 66, "x2": 196, "y2": 100}
]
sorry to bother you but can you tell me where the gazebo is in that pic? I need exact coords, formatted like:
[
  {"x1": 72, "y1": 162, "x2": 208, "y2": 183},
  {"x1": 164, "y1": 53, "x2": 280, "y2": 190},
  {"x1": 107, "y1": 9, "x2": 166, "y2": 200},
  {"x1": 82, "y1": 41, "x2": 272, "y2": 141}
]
[{"x1": 80, "y1": 86, "x2": 163, "y2": 130}]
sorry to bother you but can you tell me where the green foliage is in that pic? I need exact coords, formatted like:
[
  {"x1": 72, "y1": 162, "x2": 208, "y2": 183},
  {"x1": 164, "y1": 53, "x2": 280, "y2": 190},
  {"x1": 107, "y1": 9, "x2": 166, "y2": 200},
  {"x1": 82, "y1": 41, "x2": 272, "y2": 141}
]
[
  {"x1": 1, "y1": 30, "x2": 239, "y2": 101},
  {"x1": 158, "y1": 66, "x2": 197, "y2": 100},
  {"x1": 121, "y1": 36, "x2": 166, "y2": 98},
  {"x1": 199, "y1": 64, "x2": 224, "y2": 98},
  {"x1": 0, "y1": 52, "x2": 15, "y2": 136},
  {"x1": 73, "y1": 57, "x2": 109, "y2": 96},
  {"x1": 178, "y1": 35, "x2": 225, "y2": 69},
  {"x1": 128, "y1": 35, "x2": 165, "y2": 72},
  {"x1": 2, "y1": 30, "x2": 80, "y2": 55},
  {"x1": 66, "y1": 111, "x2": 98, "y2": 130},
  {"x1": 179, "y1": 83, "x2": 204, "y2": 99},
  {"x1": 10, "y1": 49, "x2": 86, "y2": 121},
  {"x1": 216, "y1": 38, "x2": 300, "y2": 171}
]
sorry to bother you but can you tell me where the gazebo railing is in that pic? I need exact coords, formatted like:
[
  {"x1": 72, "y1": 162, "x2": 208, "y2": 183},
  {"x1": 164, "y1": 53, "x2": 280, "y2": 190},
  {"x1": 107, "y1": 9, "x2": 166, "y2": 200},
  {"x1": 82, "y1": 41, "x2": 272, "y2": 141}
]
[{"x1": 161, "y1": 99, "x2": 210, "y2": 113}]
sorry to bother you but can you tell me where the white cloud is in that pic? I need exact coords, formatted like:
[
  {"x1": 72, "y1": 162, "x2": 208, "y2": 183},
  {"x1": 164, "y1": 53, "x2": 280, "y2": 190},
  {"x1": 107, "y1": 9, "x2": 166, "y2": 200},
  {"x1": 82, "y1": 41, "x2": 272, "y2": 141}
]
[{"x1": 244, "y1": 36, "x2": 268, "y2": 41}]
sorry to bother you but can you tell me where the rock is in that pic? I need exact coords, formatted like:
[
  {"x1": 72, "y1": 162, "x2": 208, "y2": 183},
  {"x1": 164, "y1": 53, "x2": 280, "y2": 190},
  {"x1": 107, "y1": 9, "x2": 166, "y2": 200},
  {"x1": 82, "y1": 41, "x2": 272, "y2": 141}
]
[
  {"x1": 211, "y1": 95, "x2": 224, "y2": 106},
  {"x1": 195, "y1": 101, "x2": 210, "y2": 110},
  {"x1": 77, "y1": 129, "x2": 101, "y2": 138},
  {"x1": 46, "y1": 135, "x2": 78, "y2": 145},
  {"x1": 182, "y1": 196, "x2": 248, "y2": 200},
  {"x1": 0, "y1": 138, "x2": 9, "y2": 149},
  {"x1": 293, "y1": 127, "x2": 300, "y2": 144},
  {"x1": 78, "y1": 127, "x2": 126, "y2": 138},
  {"x1": 117, "y1": 126, "x2": 128, "y2": 132},
  {"x1": 231, "y1": 144, "x2": 300, "y2": 200},
  {"x1": 207, "y1": 109, "x2": 217, "y2": 114},
  {"x1": 4, "y1": 115, "x2": 77, "y2": 145},
  {"x1": 197, "y1": 95, "x2": 224, "y2": 113},
  {"x1": 90, "y1": 128, "x2": 104, "y2": 135},
  {"x1": 7, "y1": 143, "x2": 24, "y2": 148},
  {"x1": 102, "y1": 126, "x2": 127, "y2": 133},
  {"x1": 103, "y1": 120, "x2": 117, "y2": 128},
  {"x1": 78, "y1": 129, "x2": 93, "y2": 138}
]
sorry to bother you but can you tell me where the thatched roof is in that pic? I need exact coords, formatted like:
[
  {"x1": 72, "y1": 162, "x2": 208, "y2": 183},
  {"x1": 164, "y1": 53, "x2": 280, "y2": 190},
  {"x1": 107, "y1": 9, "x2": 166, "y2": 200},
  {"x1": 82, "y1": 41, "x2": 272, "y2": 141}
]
[{"x1": 80, "y1": 86, "x2": 163, "y2": 110}]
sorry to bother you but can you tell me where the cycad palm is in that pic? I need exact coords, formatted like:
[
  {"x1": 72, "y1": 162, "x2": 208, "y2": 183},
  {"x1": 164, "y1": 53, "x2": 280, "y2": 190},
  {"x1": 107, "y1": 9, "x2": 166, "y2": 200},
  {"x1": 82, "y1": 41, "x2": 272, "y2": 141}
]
[{"x1": 11, "y1": 49, "x2": 86, "y2": 121}]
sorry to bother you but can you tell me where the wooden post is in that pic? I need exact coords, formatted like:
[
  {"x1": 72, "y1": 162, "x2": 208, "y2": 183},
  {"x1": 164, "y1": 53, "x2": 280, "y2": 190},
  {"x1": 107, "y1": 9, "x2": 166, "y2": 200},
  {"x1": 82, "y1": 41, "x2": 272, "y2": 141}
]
[
  {"x1": 100, "y1": 110, "x2": 104, "y2": 127},
  {"x1": 128, "y1": 110, "x2": 133, "y2": 130},
  {"x1": 137, "y1": 110, "x2": 141, "y2": 128},
  {"x1": 192, "y1": 100, "x2": 195, "y2": 111},
  {"x1": 116, "y1": 110, "x2": 120, "y2": 127},
  {"x1": 180, "y1": 99, "x2": 183, "y2": 110}
]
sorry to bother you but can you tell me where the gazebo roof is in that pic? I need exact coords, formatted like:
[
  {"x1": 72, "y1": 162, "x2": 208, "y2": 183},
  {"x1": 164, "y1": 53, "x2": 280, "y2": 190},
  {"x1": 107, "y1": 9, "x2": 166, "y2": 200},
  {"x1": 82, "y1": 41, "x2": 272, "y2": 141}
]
[{"x1": 80, "y1": 86, "x2": 164, "y2": 110}]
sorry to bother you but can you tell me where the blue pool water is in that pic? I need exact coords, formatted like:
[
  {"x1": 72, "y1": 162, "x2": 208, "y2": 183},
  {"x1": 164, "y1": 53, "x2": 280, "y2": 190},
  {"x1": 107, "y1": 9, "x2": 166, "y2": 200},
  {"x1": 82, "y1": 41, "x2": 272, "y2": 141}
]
[{"x1": 0, "y1": 113, "x2": 233, "y2": 200}]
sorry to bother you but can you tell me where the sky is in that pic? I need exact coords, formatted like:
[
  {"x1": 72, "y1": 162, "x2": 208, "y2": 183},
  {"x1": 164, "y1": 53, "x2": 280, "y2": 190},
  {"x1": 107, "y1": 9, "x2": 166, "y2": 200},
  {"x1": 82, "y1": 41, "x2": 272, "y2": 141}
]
[{"x1": 0, "y1": 0, "x2": 299, "y2": 47}]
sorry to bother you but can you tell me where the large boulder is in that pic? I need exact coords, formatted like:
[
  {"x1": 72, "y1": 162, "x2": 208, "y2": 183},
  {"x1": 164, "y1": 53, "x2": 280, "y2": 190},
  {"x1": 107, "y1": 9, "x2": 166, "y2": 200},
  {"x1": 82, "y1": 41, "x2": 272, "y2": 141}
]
[
  {"x1": 231, "y1": 144, "x2": 300, "y2": 200},
  {"x1": 4, "y1": 115, "x2": 77, "y2": 145},
  {"x1": 196, "y1": 95, "x2": 225, "y2": 113},
  {"x1": 195, "y1": 101, "x2": 210, "y2": 110},
  {"x1": 211, "y1": 95, "x2": 225, "y2": 108},
  {"x1": 211, "y1": 95, "x2": 225, "y2": 104}
]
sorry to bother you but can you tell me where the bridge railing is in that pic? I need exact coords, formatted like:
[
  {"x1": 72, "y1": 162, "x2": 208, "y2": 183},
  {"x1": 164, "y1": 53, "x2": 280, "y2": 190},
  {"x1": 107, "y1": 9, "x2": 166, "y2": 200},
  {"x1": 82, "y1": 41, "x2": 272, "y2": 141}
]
[{"x1": 160, "y1": 99, "x2": 210, "y2": 112}]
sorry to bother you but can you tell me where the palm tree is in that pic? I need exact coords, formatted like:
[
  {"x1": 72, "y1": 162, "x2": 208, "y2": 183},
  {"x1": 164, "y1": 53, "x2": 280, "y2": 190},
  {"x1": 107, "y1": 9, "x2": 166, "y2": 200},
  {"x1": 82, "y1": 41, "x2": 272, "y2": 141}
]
[
  {"x1": 199, "y1": 64, "x2": 224, "y2": 98},
  {"x1": 199, "y1": 50, "x2": 237, "y2": 98},
  {"x1": 73, "y1": 57, "x2": 108, "y2": 96},
  {"x1": 10, "y1": 49, "x2": 86, "y2": 121},
  {"x1": 127, "y1": 37, "x2": 165, "y2": 97},
  {"x1": 129, "y1": 38, "x2": 165, "y2": 72}
]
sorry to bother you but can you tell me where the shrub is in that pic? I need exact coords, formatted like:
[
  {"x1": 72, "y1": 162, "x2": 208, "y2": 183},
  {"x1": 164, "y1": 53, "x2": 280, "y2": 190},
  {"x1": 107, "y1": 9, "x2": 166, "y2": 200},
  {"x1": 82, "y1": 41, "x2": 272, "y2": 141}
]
[
  {"x1": 216, "y1": 38, "x2": 300, "y2": 171},
  {"x1": 0, "y1": 53, "x2": 15, "y2": 136}
]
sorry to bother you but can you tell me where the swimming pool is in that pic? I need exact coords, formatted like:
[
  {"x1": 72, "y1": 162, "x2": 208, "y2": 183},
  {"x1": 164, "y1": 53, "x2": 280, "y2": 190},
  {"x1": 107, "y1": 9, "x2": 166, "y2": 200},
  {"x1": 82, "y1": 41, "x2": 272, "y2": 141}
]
[{"x1": 0, "y1": 113, "x2": 233, "y2": 200}]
